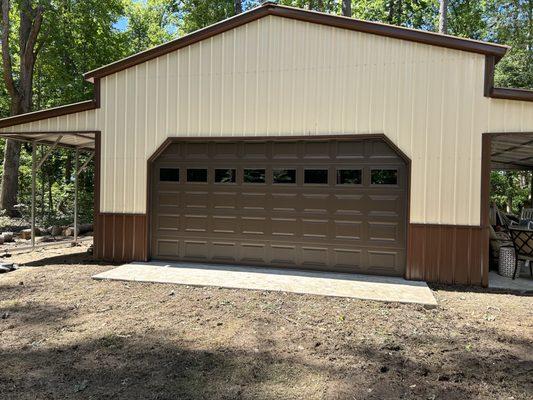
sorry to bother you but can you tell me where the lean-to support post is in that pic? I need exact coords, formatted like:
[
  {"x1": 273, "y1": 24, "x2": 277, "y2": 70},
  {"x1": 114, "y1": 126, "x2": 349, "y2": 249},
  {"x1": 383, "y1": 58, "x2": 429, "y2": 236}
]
[
  {"x1": 74, "y1": 148, "x2": 79, "y2": 243},
  {"x1": 31, "y1": 142, "x2": 37, "y2": 248}
]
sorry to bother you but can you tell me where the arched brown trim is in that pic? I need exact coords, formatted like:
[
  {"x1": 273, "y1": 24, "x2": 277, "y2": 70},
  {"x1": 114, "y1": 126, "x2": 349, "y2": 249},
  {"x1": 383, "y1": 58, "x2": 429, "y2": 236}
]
[{"x1": 145, "y1": 134, "x2": 412, "y2": 273}]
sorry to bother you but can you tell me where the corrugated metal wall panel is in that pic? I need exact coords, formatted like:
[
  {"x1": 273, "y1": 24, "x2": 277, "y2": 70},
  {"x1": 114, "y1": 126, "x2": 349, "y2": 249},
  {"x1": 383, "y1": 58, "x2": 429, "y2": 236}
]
[{"x1": 2, "y1": 15, "x2": 533, "y2": 224}]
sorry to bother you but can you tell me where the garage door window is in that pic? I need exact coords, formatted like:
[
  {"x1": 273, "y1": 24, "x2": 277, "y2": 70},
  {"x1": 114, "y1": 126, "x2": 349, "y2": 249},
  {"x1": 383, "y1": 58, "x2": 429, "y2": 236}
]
[
  {"x1": 187, "y1": 168, "x2": 208, "y2": 183},
  {"x1": 215, "y1": 169, "x2": 236, "y2": 183},
  {"x1": 337, "y1": 169, "x2": 362, "y2": 185},
  {"x1": 244, "y1": 169, "x2": 266, "y2": 183},
  {"x1": 273, "y1": 169, "x2": 296, "y2": 184},
  {"x1": 160, "y1": 168, "x2": 179, "y2": 182},
  {"x1": 304, "y1": 169, "x2": 328, "y2": 184},
  {"x1": 371, "y1": 169, "x2": 398, "y2": 185}
]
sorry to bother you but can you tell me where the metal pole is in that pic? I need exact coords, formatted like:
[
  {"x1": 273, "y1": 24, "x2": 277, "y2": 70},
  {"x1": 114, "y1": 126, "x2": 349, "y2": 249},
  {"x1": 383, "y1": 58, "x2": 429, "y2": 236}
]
[
  {"x1": 74, "y1": 148, "x2": 79, "y2": 243},
  {"x1": 31, "y1": 143, "x2": 36, "y2": 248}
]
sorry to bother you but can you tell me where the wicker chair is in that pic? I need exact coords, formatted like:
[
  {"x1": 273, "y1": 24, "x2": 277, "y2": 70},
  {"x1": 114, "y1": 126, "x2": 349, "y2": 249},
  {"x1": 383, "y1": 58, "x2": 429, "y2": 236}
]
[{"x1": 509, "y1": 228, "x2": 533, "y2": 279}]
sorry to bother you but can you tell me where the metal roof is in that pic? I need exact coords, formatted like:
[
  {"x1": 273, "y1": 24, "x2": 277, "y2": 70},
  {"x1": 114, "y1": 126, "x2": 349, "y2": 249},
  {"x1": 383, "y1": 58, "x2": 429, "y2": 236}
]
[
  {"x1": 0, "y1": 132, "x2": 95, "y2": 151},
  {"x1": 491, "y1": 134, "x2": 533, "y2": 170}
]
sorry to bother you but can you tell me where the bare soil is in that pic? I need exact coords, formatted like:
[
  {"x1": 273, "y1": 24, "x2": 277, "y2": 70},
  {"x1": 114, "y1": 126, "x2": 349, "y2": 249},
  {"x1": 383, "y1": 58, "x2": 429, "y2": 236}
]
[{"x1": 0, "y1": 244, "x2": 532, "y2": 400}]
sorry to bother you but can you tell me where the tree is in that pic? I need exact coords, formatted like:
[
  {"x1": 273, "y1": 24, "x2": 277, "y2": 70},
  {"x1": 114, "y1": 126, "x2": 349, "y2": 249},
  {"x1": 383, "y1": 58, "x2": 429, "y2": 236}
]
[
  {"x1": 1, "y1": 0, "x2": 45, "y2": 216},
  {"x1": 124, "y1": 0, "x2": 179, "y2": 53},
  {"x1": 342, "y1": 0, "x2": 351, "y2": 17},
  {"x1": 438, "y1": 0, "x2": 447, "y2": 33},
  {"x1": 234, "y1": 0, "x2": 242, "y2": 14}
]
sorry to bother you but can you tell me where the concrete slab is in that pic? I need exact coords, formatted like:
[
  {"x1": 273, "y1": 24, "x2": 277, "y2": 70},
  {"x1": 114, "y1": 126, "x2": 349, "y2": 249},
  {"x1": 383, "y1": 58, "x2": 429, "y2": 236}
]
[
  {"x1": 92, "y1": 262, "x2": 437, "y2": 307},
  {"x1": 488, "y1": 271, "x2": 533, "y2": 294}
]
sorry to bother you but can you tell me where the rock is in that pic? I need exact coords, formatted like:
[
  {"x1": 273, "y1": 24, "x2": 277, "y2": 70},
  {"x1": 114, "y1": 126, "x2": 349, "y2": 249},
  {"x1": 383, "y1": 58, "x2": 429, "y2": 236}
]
[
  {"x1": 50, "y1": 225, "x2": 64, "y2": 236},
  {"x1": 1, "y1": 312, "x2": 9, "y2": 319},
  {"x1": 2, "y1": 232, "x2": 13, "y2": 242},
  {"x1": 65, "y1": 224, "x2": 93, "y2": 236},
  {"x1": 0, "y1": 266, "x2": 10, "y2": 273},
  {"x1": 36, "y1": 236, "x2": 56, "y2": 243},
  {"x1": 379, "y1": 366, "x2": 389, "y2": 373},
  {"x1": 20, "y1": 228, "x2": 43, "y2": 240}
]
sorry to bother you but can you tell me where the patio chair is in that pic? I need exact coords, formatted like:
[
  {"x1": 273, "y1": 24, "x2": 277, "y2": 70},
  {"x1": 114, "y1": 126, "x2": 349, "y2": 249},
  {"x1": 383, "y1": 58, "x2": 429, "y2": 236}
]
[
  {"x1": 509, "y1": 228, "x2": 533, "y2": 280},
  {"x1": 520, "y1": 208, "x2": 533, "y2": 221}
]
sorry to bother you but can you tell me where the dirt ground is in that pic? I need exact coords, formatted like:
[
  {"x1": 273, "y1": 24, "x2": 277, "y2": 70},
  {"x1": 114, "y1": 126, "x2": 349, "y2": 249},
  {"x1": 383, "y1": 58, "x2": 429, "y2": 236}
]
[{"x1": 0, "y1": 244, "x2": 532, "y2": 400}]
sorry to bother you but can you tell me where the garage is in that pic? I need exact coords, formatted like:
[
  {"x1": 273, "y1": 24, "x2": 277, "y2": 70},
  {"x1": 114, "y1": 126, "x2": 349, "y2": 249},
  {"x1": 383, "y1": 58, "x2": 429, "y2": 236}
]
[{"x1": 150, "y1": 137, "x2": 408, "y2": 276}]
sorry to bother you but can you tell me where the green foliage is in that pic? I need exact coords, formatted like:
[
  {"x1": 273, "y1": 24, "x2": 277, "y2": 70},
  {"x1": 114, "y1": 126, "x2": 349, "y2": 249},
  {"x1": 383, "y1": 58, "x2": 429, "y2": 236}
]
[
  {"x1": 124, "y1": 0, "x2": 180, "y2": 52},
  {"x1": 179, "y1": 0, "x2": 236, "y2": 34},
  {"x1": 490, "y1": 171, "x2": 532, "y2": 215}
]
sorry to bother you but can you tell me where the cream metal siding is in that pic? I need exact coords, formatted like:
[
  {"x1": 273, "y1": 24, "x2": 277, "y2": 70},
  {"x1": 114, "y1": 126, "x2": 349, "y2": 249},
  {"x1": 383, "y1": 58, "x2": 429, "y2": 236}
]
[{"x1": 2, "y1": 15, "x2": 533, "y2": 224}]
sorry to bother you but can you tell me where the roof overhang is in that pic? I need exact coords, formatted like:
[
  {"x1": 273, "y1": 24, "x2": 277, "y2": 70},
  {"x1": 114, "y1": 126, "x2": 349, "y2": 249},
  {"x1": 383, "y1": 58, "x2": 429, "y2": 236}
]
[
  {"x1": 0, "y1": 132, "x2": 96, "y2": 151},
  {"x1": 83, "y1": 2, "x2": 510, "y2": 82},
  {"x1": 0, "y1": 100, "x2": 97, "y2": 129},
  {"x1": 491, "y1": 133, "x2": 533, "y2": 170}
]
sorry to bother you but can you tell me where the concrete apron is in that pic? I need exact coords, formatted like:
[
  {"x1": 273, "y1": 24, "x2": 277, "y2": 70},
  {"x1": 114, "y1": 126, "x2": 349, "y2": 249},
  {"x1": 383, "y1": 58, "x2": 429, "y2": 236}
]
[{"x1": 92, "y1": 262, "x2": 437, "y2": 307}]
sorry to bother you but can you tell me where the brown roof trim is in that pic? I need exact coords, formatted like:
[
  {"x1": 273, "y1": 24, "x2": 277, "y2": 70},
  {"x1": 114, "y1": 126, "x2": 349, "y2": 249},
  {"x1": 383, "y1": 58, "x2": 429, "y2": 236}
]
[
  {"x1": 484, "y1": 55, "x2": 533, "y2": 102},
  {"x1": 84, "y1": 2, "x2": 509, "y2": 81},
  {"x1": 0, "y1": 99, "x2": 98, "y2": 129}
]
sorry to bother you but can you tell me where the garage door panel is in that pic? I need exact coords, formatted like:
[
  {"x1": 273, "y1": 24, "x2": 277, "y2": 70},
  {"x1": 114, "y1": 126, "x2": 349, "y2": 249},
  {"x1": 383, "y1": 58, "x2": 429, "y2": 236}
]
[
  {"x1": 158, "y1": 191, "x2": 180, "y2": 208},
  {"x1": 184, "y1": 142, "x2": 209, "y2": 159},
  {"x1": 212, "y1": 191, "x2": 237, "y2": 209},
  {"x1": 241, "y1": 243, "x2": 266, "y2": 263},
  {"x1": 270, "y1": 244, "x2": 297, "y2": 265},
  {"x1": 303, "y1": 141, "x2": 330, "y2": 159},
  {"x1": 302, "y1": 247, "x2": 328, "y2": 267},
  {"x1": 272, "y1": 142, "x2": 299, "y2": 159},
  {"x1": 157, "y1": 214, "x2": 180, "y2": 232},
  {"x1": 211, "y1": 242, "x2": 238, "y2": 262},
  {"x1": 184, "y1": 191, "x2": 209, "y2": 209},
  {"x1": 336, "y1": 141, "x2": 365, "y2": 159},
  {"x1": 242, "y1": 217, "x2": 266, "y2": 235},
  {"x1": 214, "y1": 142, "x2": 239, "y2": 159},
  {"x1": 271, "y1": 218, "x2": 297, "y2": 237},
  {"x1": 368, "y1": 221, "x2": 400, "y2": 242},
  {"x1": 367, "y1": 250, "x2": 403, "y2": 274},
  {"x1": 242, "y1": 192, "x2": 267, "y2": 210},
  {"x1": 334, "y1": 220, "x2": 363, "y2": 240},
  {"x1": 302, "y1": 194, "x2": 329, "y2": 213},
  {"x1": 243, "y1": 142, "x2": 268, "y2": 159},
  {"x1": 333, "y1": 248, "x2": 363, "y2": 269},
  {"x1": 183, "y1": 240, "x2": 209, "y2": 259},
  {"x1": 334, "y1": 194, "x2": 365, "y2": 215},
  {"x1": 156, "y1": 239, "x2": 180, "y2": 257},
  {"x1": 368, "y1": 194, "x2": 403, "y2": 217},
  {"x1": 271, "y1": 193, "x2": 298, "y2": 211},
  {"x1": 151, "y1": 138, "x2": 407, "y2": 276},
  {"x1": 302, "y1": 219, "x2": 328, "y2": 239},
  {"x1": 184, "y1": 215, "x2": 208, "y2": 233},
  {"x1": 213, "y1": 216, "x2": 238, "y2": 234}
]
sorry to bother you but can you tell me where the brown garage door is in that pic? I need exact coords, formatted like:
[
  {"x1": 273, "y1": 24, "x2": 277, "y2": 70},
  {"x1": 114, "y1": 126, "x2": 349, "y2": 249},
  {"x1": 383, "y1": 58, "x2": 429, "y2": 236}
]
[{"x1": 150, "y1": 138, "x2": 407, "y2": 276}]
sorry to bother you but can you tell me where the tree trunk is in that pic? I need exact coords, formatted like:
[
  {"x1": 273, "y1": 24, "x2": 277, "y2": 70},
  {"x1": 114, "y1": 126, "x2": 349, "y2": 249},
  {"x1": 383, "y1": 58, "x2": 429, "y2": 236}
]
[
  {"x1": 0, "y1": 0, "x2": 45, "y2": 217},
  {"x1": 234, "y1": 0, "x2": 242, "y2": 15},
  {"x1": 0, "y1": 140, "x2": 21, "y2": 216},
  {"x1": 439, "y1": 0, "x2": 448, "y2": 34},
  {"x1": 342, "y1": 0, "x2": 351, "y2": 17},
  {"x1": 386, "y1": 0, "x2": 395, "y2": 24},
  {"x1": 48, "y1": 175, "x2": 53, "y2": 219},
  {"x1": 65, "y1": 152, "x2": 72, "y2": 183}
]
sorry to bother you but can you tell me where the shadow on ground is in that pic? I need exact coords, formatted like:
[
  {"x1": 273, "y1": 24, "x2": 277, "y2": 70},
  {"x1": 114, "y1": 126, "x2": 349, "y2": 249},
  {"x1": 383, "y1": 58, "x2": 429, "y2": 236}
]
[
  {"x1": 1, "y1": 322, "x2": 531, "y2": 399},
  {"x1": 20, "y1": 251, "x2": 112, "y2": 268}
]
